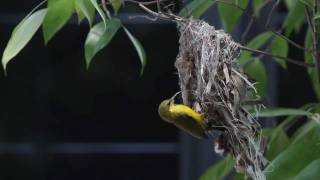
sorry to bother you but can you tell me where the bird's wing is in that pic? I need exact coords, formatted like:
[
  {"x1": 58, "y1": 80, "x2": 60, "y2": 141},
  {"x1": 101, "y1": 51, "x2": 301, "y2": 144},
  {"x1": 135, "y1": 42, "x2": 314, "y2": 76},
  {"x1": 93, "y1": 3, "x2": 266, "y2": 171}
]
[{"x1": 173, "y1": 114, "x2": 208, "y2": 139}]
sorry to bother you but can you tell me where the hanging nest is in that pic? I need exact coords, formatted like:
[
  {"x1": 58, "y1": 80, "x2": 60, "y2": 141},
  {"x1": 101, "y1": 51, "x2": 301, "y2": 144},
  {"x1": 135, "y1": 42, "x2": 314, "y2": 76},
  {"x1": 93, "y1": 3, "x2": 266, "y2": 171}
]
[{"x1": 175, "y1": 19, "x2": 267, "y2": 180}]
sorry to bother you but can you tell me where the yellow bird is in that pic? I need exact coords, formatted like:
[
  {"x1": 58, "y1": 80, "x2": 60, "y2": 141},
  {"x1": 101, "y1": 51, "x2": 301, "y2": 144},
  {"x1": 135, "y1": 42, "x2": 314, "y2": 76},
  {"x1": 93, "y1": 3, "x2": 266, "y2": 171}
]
[{"x1": 158, "y1": 99, "x2": 209, "y2": 139}]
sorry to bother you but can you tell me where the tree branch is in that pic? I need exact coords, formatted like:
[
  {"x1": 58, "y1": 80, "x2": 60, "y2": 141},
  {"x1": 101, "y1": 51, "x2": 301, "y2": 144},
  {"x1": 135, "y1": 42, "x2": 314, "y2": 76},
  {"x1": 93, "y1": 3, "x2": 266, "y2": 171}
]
[
  {"x1": 241, "y1": 0, "x2": 273, "y2": 43},
  {"x1": 215, "y1": 0, "x2": 312, "y2": 53},
  {"x1": 313, "y1": 0, "x2": 320, "y2": 82},
  {"x1": 270, "y1": 30, "x2": 313, "y2": 52},
  {"x1": 265, "y1": 0, "x2": 280, "y2": 28},
  {"x1": 239, "y1": 45, "x2": 315, "y2": 68},
  {"x1": 113, "y1": 0, "x2": 169, "y2": 6},
  {"x1": 305, "y1": 4, "x2": 320, "y2": 82},
  {"x1": 135, "y1": 0, "x2": 315, "y2": 68}
]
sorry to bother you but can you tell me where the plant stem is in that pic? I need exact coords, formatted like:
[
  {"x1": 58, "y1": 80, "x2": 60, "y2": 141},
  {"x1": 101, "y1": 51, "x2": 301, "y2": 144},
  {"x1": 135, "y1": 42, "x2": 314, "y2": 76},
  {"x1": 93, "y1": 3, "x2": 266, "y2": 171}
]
[
  {"x1": 101, "y1": 0, "x2": 111, "y2": 19},
  {"x1": 313, "y1": 0, "x2": 320, "y2": 83},
  {"x1": 216, "y1": 0, "x2": 312, "y2": 53},
  {"x1": 239, "y1": 45, "x2": 314, "y2": 68}
]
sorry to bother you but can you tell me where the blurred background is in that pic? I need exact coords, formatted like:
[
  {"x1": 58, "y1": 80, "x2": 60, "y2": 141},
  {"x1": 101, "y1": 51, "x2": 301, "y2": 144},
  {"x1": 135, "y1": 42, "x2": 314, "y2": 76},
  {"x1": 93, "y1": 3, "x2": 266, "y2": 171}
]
[{"x1": 0, "y1": 0, "x2": 317, "y2": 180}]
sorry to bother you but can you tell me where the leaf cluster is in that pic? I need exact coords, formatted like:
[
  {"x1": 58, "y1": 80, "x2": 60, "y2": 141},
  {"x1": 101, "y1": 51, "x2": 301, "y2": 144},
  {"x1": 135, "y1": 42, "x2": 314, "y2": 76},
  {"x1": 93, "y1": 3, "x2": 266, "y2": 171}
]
[{"x1": 2, "y1": 0, "x2": 146, "y2": 74}]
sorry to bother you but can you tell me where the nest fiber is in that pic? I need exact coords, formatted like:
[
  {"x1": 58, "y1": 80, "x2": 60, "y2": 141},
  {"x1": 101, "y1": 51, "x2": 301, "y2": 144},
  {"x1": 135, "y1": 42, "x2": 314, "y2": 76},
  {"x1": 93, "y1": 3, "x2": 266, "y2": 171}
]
[{"x1": 175, "y1": 19, "x2": 266, "y2": 180}]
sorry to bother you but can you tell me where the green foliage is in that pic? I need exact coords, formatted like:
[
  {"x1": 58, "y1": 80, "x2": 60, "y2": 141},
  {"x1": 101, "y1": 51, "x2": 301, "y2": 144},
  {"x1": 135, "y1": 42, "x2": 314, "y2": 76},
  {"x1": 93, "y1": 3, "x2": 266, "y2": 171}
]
[
  {"x1": 242, "y1": 58, "x2": 267, "y2": 97},
  {"x1": 239, "y1": 32, "x2": 273, "y2": 96},
  {"x1": 199, "y1": 156, "x2": 234, "y2": 180},
  {"x1": 84, "y1": 19, "x2": 121, "y2": 68},
  {"x1": 244, "y1": 32, "x2": 273, "y2": 50},
  {"x1": 75, "y1": 4, "x2": 85, "y2": 24},
  {"x1": 252, "y1": 0, "x2": 263, "y2": 16},
  {"x1": 110, "y1": 0, "x2": 122, "y2": 15},
  {"x1": 270, "y1": 36, "x2": 288, "y2": 69},
  {"x1": 266, "y1": 128, "x2": 290, "y2": 160},
  {"x1": 123, "y1": 27, "x2": 147, "y2": 76},
  {"x1": 203, "y1": 102, "x2": 319, "y2": 180},
  {"x1": 257, "y1": 108, "x2": 312, "y2": 117},
  {"x1": 90, "y1": 0, "x2": 107, "y2": 27},
  {"x1": 294, "y1": 159, "x2": 320, "y2": 180},
  {"x1": 285, "y1": 0, "x2": 296, "y2": 10},
  {"x1": 2, "y1": 9, "x2": 47, "y2": 70},
  {"x1": 265, "y1": 124, "x2": 320, "y2": 179},
  {"x1": 292, "y1": 123, "x2": 316, "y2": 144},
  {"x1": 304, "y1": 28, "x2": 320, "y2": 100},
  {"x1": 2, "y1": 1, "x2": 320, "y2": 179},
  {"x1": 299, "y1": 0, "x2": 313, "y2": 8},
  {"x1": 75, "y1": 0, "x2": 96, "y2": 26},
  {"x1": 179, "y1": 0, "x2": 216, "y2": 18},
  {"x1": 43, "y1": 0, "x2": 74, "y2": 43},
  {"x1": 218, "y1": 0, "x2": 249, "y2": 32},
  {"x1": 314, "y1": 13, "x2": 320, "y2": 20},
  {"x1": 283, "y1": 0, "x2": 305, "y2": 36}
]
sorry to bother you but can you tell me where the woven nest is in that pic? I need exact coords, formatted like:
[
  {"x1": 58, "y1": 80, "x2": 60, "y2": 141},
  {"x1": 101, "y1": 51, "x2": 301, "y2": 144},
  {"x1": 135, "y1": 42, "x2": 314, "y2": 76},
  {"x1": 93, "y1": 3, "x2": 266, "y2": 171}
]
[{"x1": 175, "y1": 19, "x2": 267, "y2": 180}]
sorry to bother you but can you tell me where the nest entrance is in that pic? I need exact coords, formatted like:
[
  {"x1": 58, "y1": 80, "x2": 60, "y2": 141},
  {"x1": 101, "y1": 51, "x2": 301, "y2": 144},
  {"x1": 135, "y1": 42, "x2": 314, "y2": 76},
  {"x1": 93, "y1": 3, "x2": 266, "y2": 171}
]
[{"x1": 175, "y1": 19, "x2": 266, "y2": 180}]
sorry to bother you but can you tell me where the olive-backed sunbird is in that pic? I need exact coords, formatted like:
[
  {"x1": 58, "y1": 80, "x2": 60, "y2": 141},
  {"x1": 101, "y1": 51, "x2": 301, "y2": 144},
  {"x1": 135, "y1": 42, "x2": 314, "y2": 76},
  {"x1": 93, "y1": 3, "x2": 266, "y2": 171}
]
[{"x1": 158, "y1": 99, "x2": 209, "y2": 139}]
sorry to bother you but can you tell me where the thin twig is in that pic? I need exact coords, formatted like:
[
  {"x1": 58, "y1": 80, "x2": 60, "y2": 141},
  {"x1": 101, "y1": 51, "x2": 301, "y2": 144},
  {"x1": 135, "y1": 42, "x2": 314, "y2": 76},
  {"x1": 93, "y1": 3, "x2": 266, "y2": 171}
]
[
  {"x1": 305, "y1": 6, "x2": 319, "y2": 71},
  {"x1": 138, "y1": 3, "x2": 184, "y2": 21},
  {"x1": 116, "y1": 0, "x2": 168, "y2": 5},
  {"x1": 270, "y1": 30, "x2": 313, "y2": 52},
  {"x1": 135, "y1": 0, "x2": 314, "y2": 68},
  {"x1": 215, "y1": 0, "x2": 310, "y2": 53},
  {"x1": 241, "y1": 0, "x2": 273, "y2": 43},
  {"x1": 101, "y1": 0, "x2": 111, "y2": 19},
  {"x1": 312, "y1": 0, "x2": 320, "y2": 82},
  {"x1": 305, "y1": 6, "x2": 315, "y2": 34},
  {"x1": 241, "y1": 17, "x2": 254, "y2": 44},
  {"x1": 265, "y1": 0, "x2": 280, "y2": 28},
  {"x1": 129, "y1": 14, "x2": 159, "y2": 21},
  {"x1": 157, "y1": 0, "x2": 161, "y2": 12},
  {"x1": 239, "y1": 45, "x2": 315, "y2": 68}
]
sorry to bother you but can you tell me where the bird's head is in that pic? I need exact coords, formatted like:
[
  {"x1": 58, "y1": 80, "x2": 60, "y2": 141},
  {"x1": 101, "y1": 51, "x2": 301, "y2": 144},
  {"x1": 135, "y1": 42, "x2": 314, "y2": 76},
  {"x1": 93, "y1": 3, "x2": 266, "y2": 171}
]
[{"x1": 158, "y1": 99, "x2": 174, "y2": 123}]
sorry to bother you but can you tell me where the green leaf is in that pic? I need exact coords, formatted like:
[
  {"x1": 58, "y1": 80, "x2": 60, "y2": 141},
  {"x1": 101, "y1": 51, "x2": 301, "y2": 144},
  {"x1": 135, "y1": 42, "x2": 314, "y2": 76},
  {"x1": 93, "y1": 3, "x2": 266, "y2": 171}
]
[
  {"x1": 243, "y1": 58, "x2": 267, "y2": 96},
  {"x1": 266, "y1": 128, "x2": 290, "y2": 160},
  {"x1": 16, "y1": 0, "x2": 47, "y2": 30},
  {"x1": 305, "y1": 28, "x2": 320, "y2": 100},
  {"x1": 262, "y1": 128, "x2": 275, "y2": 137},
  {"x1": 270, "y1": 36, "x2": 288, "y2": 69},
  {"x1": 123, "y1": 27, "x2": 147, "y2": 76},
  {"x1": 43, "y1": 0, "x2": 74, "y2": 44},
  {"x1": 179, "y1": 0, "x2": 216, "y2": 18},
  {"x1": 76, "y1": 0, "x2": 96, "y2": 26},
  {"x1": 234, "y1": 173, "x2": 245, "y2": 180},
  {"x1": 218, "y1": 0, "x2": 249, "y2": 32},
  {"x1": 265, "y1": 125, "x2": 320, "y2": 179},
  {"x1": 110, "y1": 0, "x2": 122, "y2": 15},
  {"x1": 246, "y1": 32, "x2": 273, "y2": 50},
  {"x1": 2, "y1": 9, "x2": 48, "y2": 70},
  {"x1": 291, "y1": 120, "x2": 318, "y2": 144},
  {"x1": 257, "y1": 108, "x2": 313, "y2": 117},
  {"x1": 84, "y1": 19, "x2": 121, "y2": 68},
  {"x1": 238, "y1": 32, "x2": 273, "y2": 96},
  {"x1": 252, "y1": 0, "x2": 263, "y2": 16},
  {"x1": 314, "y1": 13, "x2": 320, "y2": 20},
  {"x1": 240, "y1": 32, "x2": 273, "y2": 61},
  {"x1": 294, "y1": 159, "x2": 320, "y2": 180},
  {"x1": 283, "y1": 0, "x2": 305, "y2": 36},
  {"x1": 299, "y1": 0, "x2": 313, "y2": 8},
  {"x1": 199, "y1": 156, "x2": 234, "y2": 180},
  {"x1": 90, "y1": 0, "x2": 107, "y2": 28},
  {"x1": 285, "y1": 0, "x2": 296, "y2": 10},
  {"x1": 75, "y1": 3, "x2": 85, "y2": 24}
]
